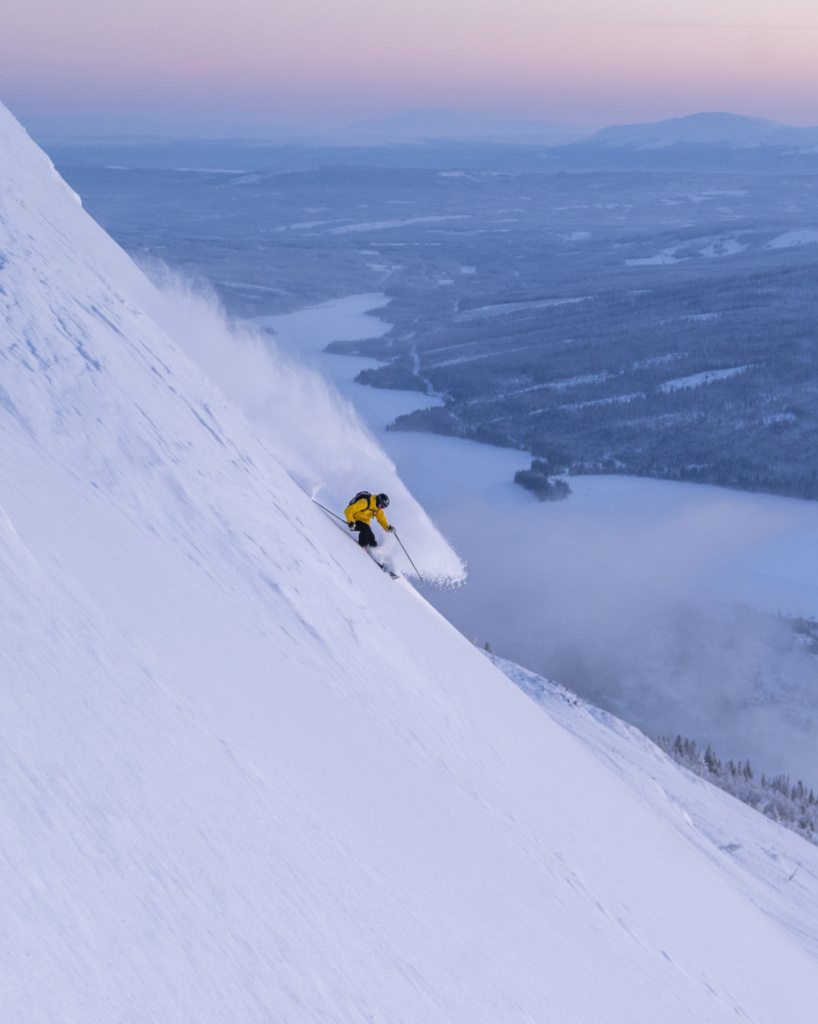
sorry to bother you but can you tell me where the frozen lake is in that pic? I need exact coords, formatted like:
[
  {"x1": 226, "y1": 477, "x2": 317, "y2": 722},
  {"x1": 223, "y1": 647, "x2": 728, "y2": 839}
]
[
  {"x1": 257, "y1": 295, "x2": 818, "y2": 779},
  {"x1": 257, "y1": 293, "x2": 818, "y2": 621}
]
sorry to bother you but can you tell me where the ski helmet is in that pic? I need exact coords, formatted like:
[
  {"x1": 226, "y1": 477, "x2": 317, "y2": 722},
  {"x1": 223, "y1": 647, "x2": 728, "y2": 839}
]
[{"x1": 376, "y1": 493, "x2": 390, "y2": 508}]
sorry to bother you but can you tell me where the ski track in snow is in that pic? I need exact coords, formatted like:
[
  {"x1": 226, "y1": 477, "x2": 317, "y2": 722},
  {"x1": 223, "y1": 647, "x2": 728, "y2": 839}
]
[{"x1": 2, "y1": 102, "x2": 818, "y2": 1022}]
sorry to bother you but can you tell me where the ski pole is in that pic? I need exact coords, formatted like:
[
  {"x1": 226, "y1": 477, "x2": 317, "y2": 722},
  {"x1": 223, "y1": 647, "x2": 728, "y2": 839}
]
[
  {"x1": 312, "y1": 499, "x2": 347, "y2": 524},
  {"x1": 393, "y1": 530, "x2": 423, "y2": 582}
]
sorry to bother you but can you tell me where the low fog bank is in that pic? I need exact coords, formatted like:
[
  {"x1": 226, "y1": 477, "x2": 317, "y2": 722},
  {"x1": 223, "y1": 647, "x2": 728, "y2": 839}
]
[
  {"x1": 468, "y1": 520, "x2": 818, "y2": 782},
  {"x1": 545, "y1": 599, "x2": 818, "y2": 786},
  {"x1": 383, "y1": 435, "x2": 818, "y2": 784},
  {"x1": 138, "y1": 268, "x2": 465, "y2": 585}
]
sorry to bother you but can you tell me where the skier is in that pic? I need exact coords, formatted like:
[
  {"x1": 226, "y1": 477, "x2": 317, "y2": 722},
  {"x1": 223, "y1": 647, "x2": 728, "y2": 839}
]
[{"x1": 344, "y1": 491, "x2": 394, "y2": 550}]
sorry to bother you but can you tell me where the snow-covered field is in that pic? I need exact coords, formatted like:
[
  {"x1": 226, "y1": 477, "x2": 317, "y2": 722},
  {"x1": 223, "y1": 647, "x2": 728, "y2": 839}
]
[
  {"x1": 4, "y1": 101, "x2": 818, "y2": 1021},
  {"x1": 700, "y1": 236, "x2": 748, "y2": 257},
  {"x1": 659, "y1": 364, "x2": 755, "y2": 391},
  {"x1": 454, "y1": 295, "x2": 591, "y2": 322},
  {"x1": 766, "y1": 228, "x2": 818, "y2": 249}
]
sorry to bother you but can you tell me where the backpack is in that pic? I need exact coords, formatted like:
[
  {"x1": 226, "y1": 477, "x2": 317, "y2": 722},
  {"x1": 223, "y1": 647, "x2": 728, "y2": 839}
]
[{"x1": 348, "y1": 490, "x2": 372, "y2": 508}]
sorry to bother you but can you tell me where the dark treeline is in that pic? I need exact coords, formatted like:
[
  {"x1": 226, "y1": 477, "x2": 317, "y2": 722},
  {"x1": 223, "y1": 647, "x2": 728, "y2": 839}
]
[{"x1": 383, "y1": 254, "x2": 818, "y2": 499}]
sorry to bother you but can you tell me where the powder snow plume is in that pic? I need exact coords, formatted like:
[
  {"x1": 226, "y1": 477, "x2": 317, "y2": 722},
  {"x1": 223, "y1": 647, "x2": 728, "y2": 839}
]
[{"x1": 139, "y1": 266, "x2": 465, "y2": 585}]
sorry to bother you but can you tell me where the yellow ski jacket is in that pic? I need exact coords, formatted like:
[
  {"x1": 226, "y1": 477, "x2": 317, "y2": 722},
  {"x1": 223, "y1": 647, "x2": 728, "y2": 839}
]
[{"x1": 344, "y1": 494, "x2": 391, "y2": 531}]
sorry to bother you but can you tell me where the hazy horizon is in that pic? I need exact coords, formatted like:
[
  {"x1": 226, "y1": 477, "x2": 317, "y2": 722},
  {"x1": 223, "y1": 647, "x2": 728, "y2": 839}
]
[
  {"x1": 14, "y1": 105, "x2": 818, "y2": 144},
  {"x1": 4, "y1": 0, "x2": 818, "y2": 137}
]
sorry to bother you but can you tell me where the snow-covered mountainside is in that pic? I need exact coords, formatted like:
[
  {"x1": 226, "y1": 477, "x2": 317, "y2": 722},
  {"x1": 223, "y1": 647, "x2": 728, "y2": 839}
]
[{"x1": 2, "y1": 100, "x2": 818, "y2": 1021}]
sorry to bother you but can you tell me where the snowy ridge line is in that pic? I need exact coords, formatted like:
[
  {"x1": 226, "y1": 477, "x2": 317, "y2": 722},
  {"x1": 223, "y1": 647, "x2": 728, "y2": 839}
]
[{"x1": 491, "y1": 652, "x2": 818, "y2": 960}]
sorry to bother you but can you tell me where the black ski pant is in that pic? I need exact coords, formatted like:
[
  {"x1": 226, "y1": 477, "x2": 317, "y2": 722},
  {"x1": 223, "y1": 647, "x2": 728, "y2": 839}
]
[{"x1": 351, "y1": 521, "x2": 377, "y2": 548}]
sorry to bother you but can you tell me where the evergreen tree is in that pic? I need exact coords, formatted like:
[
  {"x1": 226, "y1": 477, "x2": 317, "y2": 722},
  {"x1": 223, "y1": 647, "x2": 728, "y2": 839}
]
[{"x1": 656, "y1": 734, "x2": 818, "y2": 847}]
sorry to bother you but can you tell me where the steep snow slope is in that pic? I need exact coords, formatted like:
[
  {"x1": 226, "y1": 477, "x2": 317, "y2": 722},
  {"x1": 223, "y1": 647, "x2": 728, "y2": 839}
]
[
  {"x1": 2, "y1": 102, "x2": 818, "y2": 1022},
  {"x1": 139, "y1": 274, "x2": 465, "y2": 585},
  {"x1": 497, "y1": 657, "x2": 818, "y2": 959}
]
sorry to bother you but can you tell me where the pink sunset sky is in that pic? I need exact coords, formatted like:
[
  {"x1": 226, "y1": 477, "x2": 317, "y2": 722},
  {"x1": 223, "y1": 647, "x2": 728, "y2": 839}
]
[{"x1": 3, "y1": 0, "x2": 818, "y2": 133}]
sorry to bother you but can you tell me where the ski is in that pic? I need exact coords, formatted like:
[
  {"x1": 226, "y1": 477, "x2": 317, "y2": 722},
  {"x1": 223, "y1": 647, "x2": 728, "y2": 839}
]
[
  {"x1": 314, "y1": 500, "x2": 400, "y2": 579},
  {"x1": 364, "y1": 547, "x2": 400, "y2": 579}
]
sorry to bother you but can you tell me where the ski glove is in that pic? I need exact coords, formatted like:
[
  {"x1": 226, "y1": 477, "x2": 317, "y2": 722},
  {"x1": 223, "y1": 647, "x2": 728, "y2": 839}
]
[
  {"x1": 348, "y1": 521, "x2": 356, "y2": 529},
  {"x1": 387, "y1": 525, "x2": 395, "y2": 533}
]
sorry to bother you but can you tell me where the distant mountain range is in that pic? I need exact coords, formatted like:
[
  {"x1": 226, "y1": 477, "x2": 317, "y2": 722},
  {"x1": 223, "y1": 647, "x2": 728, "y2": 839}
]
[
  {"x1": 579, "y1": 112, "x2": 818, "y2": 151},
  {"x1": 30, "y1": 109, "x2": 818, "y2": 175},
  {"x1": 26, "y1": 108, "x2": 818, "y2": 153},
  {"x1": 340, "y1": 110, "x2": 818, "y2": 153}
]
